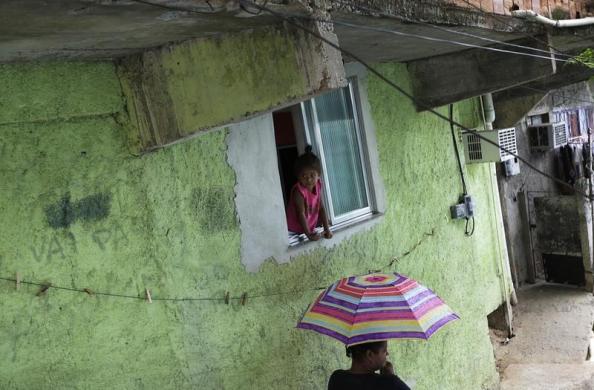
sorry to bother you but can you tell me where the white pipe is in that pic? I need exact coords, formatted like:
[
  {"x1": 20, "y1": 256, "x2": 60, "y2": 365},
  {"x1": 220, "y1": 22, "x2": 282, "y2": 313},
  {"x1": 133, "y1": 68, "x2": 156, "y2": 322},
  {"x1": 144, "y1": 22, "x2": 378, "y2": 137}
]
[
  {"x1": 481, "y1": 93, "x2": 495, "y2": 130},
  {"x1": 512, "y1": 10, "x2": 594, "y2": 28}
]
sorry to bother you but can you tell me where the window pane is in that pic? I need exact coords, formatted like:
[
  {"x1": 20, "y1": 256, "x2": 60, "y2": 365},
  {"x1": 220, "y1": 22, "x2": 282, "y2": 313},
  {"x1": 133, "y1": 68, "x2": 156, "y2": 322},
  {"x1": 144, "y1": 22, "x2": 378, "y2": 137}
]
[{"x1": 313, "y1": 86, "x2": 369, "y2": 217}]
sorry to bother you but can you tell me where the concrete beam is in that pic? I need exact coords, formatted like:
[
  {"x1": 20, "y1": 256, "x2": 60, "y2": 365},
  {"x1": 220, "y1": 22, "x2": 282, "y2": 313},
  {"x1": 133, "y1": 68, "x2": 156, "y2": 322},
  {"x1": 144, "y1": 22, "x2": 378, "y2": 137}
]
[
  {"x1": 407, "y1": 38, "x2": 555, "y2": 111},
  {"x1": 494, "y1": 64, "x2": 594, "y2": 101},
  {"x1": 333, "y1": 0, "x2": 535, "y2": 33},
  {"x1": 117, "y1": 22, "x2": 345, "y2": 153},
  {"x1": 492, "y1": 64, "x2": 594, "y2": 127}
]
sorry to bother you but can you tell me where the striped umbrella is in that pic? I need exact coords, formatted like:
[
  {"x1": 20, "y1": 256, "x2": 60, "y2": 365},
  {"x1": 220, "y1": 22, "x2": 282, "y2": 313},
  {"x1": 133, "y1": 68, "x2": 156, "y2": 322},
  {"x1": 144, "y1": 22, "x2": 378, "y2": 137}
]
[{"x1": 296, "y1": 272, "x2": 459, "y2": 346}]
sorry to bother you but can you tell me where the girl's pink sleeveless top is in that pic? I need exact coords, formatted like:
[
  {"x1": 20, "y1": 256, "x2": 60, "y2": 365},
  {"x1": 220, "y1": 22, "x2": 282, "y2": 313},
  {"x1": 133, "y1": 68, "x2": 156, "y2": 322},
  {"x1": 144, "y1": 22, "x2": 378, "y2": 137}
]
[{"x1": 286, "y1": 180, "x2": 322, "y2": 234}]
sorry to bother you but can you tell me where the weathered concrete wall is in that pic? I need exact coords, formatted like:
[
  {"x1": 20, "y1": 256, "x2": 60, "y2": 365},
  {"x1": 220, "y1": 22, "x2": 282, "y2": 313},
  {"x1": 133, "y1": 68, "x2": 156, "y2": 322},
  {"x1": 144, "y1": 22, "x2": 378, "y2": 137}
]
[
  {"x1": 495, "y1": 117, "x2": 564, "y2": 285},
  {"x1": 449, "y1": 0, "x2": 592, "y2": 18},
  {"x1": 118, "y1": 23, "x2": 345, "y2": 152},
  {"x1": 0, "y1": 58, "x2": 509, "y2": 389},
  {"x1": 534, "y1": 196, "x2": 581, "y2": 255},
  {"x1": 494, "y1": 81, "x2": 593, "y2": 287},
  {"x1": 408, "y1": 38, "x2": 553, "y2": 110}
]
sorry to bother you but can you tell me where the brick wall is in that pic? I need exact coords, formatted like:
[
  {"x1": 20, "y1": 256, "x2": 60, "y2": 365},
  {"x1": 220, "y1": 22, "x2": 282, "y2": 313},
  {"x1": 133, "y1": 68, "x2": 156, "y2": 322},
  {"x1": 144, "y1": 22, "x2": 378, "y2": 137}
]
[{"x1": 450, "y1": 0, "x2": 592, "y2": 17}]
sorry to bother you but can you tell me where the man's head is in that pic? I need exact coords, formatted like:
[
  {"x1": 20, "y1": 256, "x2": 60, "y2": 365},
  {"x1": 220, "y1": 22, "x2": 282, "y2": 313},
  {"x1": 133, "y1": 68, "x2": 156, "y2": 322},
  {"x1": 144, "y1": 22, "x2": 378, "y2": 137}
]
[{"x1": 346, "y1": 340, "x2": 389, "y2": 371}]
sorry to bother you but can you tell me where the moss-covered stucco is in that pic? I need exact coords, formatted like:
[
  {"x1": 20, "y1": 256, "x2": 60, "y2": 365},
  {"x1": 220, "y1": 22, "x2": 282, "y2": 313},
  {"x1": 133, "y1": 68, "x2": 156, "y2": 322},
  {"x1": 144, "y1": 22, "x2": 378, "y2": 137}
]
[
  {"x1": 1, "y1": 57, "x2": 508, "y2": 389},
  {"x1": 117, "y1": 24, "x2": 345, "y2": 152}
]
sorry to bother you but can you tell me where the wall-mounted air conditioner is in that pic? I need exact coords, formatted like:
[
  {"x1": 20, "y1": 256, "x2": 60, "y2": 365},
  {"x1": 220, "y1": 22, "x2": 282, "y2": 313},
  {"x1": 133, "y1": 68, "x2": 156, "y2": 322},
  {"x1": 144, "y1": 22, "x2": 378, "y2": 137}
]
[
  {"x1": 462, "y1": 128, "x2": 517, "y2": 164},
  {"x1": 528, "y1": 122, "x2": 568, "y2": 152}
]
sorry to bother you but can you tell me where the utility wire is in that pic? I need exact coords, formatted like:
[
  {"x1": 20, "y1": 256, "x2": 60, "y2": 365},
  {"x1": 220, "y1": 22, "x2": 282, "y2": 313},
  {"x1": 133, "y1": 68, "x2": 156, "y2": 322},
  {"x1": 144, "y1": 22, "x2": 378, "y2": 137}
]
[
  {"x1": 518, "y1": 84, "x2": 594, "y2": 106},
  {"x1": 97, "y1": 1, "x2": 594, "y2": 108},
  {"x1": 128, "y1": 0, "x2": 226, "y2": 13},
  {"x1": 455, "y1": 0, "x2": 594, "y2": 69},
  {"x1": 241, "y1": 0, "x2": 592, "y2": 200},
  {"x1": 119, "y1": 0, "x2": 592, "y2": 195},
  {"x1": 455, "y1": 0, "x2": 570, "y2": 56},
  {"x1": 449, "y1": 103, "x2": 475, "y2": 237},
  {"x1": 331, "y1": 0, "x2": 574, "y2": 59},
  {"x1": 319, "y1": 1, "x2": 594, "y2": 108},
  {"x1": 129, "y1": 0, "x2": 576, "y2": 64},
  {"x1": 449, "y1": 104, "x2": 468, "y2": 195},
  {"x1": 0, "y1": 229, "x2": 435, "y2": 302},
  {"x1": 329, "y1": 19, "x2": 572, "y2": 63}
]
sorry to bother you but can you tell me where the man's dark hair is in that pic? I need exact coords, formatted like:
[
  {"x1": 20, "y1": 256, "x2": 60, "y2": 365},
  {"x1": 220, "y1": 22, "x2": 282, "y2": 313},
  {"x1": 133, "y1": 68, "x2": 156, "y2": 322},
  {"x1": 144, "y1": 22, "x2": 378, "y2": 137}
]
[
  {"x1": 293, "y1": 145, "x2": 321, "y2": 176},
  {"x1": 346, "y1": 341, "x2": 386, "y2": 360}
]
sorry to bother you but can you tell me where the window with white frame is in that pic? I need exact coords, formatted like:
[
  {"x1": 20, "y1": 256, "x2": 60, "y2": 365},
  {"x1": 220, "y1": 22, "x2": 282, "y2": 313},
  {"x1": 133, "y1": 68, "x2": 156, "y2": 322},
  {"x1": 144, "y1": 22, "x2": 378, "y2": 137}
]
[
  {"x1": 227, "y1": 64, "x2": 384, "y2": 269},
  {"x1": 273, "y1": 77, "x2": 376, "y2": 243}
]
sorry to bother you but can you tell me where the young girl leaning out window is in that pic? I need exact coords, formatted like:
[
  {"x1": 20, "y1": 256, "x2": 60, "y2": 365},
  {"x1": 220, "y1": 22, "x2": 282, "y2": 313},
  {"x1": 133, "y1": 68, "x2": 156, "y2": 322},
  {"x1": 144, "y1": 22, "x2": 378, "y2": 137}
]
[{"x1": 286, "y1": 146, "x2": 333, "y2": 241}]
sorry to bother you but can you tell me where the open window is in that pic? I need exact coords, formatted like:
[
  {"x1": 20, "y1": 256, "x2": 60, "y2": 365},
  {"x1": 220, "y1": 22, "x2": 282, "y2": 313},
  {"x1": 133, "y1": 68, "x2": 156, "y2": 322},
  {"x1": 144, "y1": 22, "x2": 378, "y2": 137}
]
[
  {"x1": 273, "y1": 77, "x2": 377, "y2": 245},
  {"x1": 227, "y1": 64, "x2": 385, "y2": 269}
]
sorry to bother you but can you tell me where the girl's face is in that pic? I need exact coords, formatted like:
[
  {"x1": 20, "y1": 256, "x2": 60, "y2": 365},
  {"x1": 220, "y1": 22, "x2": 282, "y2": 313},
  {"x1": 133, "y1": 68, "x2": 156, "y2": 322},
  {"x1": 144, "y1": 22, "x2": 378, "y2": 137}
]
[{"x1": 298, "y1": 168, "x2": 319, "y2": 190}]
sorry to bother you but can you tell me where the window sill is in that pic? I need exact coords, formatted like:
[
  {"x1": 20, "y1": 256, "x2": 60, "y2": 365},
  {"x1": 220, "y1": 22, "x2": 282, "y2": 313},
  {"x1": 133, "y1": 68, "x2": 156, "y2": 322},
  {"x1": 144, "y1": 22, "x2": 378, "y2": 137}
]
[{"x1": 286, "y1": 212, "x2": 384, "y2": 253}]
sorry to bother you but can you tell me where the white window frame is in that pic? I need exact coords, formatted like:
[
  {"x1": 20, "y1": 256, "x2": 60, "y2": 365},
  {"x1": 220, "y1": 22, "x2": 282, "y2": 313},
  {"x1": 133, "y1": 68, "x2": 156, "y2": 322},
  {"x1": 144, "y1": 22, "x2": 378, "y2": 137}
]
[
  {"x1": 227, "y1": 62, "x2": 386, "y2": 271},
  {"x1": 298, "y1": 77, "x2": 375, "y2": 227}
]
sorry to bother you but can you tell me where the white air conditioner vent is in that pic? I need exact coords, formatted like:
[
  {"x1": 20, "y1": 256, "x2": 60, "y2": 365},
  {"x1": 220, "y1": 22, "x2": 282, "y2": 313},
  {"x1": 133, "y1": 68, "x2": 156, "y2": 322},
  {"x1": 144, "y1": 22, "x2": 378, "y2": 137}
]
[
  {"x1": 465, "y1": 133, "x2": 483, "y2": 161},
  {"x1": 528, "y1": 122, "x2": 568, "y2": 152},
  {"x1": 462, "y1": 128, "x2": 517, "y2": 164},
  {"x1": 498, "y1": 127, "x2": 518, "y2": 160},
  {"x1": 553, "y1": 122, "x2": 568, "y2": 146}
]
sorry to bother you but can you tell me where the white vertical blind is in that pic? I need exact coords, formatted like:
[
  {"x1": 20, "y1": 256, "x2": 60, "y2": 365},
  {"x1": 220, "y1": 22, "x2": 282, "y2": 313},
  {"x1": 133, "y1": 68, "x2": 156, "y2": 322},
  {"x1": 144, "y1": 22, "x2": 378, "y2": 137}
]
[{"x1": 312, "y1": 85, "x2": 369, "y2": 217}]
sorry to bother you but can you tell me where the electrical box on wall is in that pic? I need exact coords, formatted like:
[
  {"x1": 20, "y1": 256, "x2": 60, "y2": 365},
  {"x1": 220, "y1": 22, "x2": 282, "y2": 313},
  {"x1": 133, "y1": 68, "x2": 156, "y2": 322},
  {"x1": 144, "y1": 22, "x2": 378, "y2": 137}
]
[
  {"x1": 462, "y1": 128, "x2": 517, "y2": 164},
  {"x1": 503, "y1": 157, "x2": 520, "y2": 177},
  {"x1": 528, "y1": 122, "x2": 568, "y2": 152},
  {"x1": 450, "y1": 195, "x2": 474, "y2": 220}
]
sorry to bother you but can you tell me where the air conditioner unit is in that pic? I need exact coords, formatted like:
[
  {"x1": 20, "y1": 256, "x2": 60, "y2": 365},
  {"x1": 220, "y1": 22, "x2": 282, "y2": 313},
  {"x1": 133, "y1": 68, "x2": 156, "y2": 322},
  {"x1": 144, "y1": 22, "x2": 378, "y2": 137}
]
[
  {"x1": 528, "y1": 122, "x2": 568, "y2": 152},
  {"x1": 462, "y1": 128, "x2": 517, "y2": 164}
]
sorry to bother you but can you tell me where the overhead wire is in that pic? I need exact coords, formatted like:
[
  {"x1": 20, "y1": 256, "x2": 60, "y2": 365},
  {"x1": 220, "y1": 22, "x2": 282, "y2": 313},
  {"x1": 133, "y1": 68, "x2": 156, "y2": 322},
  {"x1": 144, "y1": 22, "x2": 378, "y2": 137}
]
[
  {"x1": 517, "y1": 84, "x2": 594, "y2": 106},
  {"x1": 330, "y1": 0, "x2": 594, "y2": 107},
  {"x1": 330, "y1": 0, "x2": 574, "y2": 59},
  {"x1": 0, "y1": 228, "x2": 435, "y2": 302},
  {"x1": 455, "y1": 0, "x2": 570, "y2": 56},
  {"x1": 128, "y1": 0, "x2": 226, "y2": 13},
  {"x1": 448, "y1": 103, "x2": 475, "y2": 237},
  {"x1": 240, "y1": 0, "x2": 592, "y2": 200},
  {"x1": 328, "y1": 19, "x2": 573, "y2": 63},
  {"x1": 455, "y1": 0, "x2": 594, "y2": 69},
  {"x1": 4, "y1": 1, "x2": 587, "y2": 302},
  {"x1": 130, "y1": 0, "x2": 577, "y2": 64}
]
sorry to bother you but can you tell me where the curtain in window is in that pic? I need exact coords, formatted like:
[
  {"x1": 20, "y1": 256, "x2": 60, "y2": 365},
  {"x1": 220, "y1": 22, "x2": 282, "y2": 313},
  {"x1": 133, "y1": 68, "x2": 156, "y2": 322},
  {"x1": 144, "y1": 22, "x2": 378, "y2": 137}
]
[{"x1": 313, "y1": 86, "x2": 369, "y2": 217}]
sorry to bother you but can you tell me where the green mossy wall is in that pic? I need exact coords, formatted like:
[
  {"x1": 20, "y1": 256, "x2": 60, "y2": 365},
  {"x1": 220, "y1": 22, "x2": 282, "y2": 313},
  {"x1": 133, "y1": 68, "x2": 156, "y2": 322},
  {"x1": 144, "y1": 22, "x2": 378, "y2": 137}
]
[
  {"x1": 117, "y1": 25, "x2": 341, "y2": 152},
  {"x1": 0, "y1": 58, "x2": 506, "y2": 389}
]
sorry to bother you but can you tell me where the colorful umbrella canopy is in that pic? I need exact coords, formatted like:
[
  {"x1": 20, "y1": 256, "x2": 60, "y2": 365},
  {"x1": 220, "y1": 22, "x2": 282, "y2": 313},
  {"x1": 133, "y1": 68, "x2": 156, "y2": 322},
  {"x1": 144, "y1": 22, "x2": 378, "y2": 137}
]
[{"x1": 296, "y1": 272, "x2": 459, "y2": 346}]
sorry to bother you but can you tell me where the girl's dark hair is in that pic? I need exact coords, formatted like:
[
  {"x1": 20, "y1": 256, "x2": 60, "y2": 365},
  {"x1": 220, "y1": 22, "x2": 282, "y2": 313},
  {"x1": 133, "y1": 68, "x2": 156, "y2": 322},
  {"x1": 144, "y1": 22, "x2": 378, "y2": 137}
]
[
  {"x1": 294, "y1": 145, "x2": 321, "y2": 176},
  {"x1": 346, "y1": 341, "x2": 386, "y2": 360}
]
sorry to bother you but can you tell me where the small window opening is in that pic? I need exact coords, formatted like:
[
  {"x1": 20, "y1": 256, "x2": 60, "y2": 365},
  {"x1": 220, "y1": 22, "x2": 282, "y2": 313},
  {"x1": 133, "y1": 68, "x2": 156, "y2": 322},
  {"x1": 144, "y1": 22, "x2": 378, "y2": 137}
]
[{"x1": 273, "y1": 110, "x2": 299, "y2": 207}]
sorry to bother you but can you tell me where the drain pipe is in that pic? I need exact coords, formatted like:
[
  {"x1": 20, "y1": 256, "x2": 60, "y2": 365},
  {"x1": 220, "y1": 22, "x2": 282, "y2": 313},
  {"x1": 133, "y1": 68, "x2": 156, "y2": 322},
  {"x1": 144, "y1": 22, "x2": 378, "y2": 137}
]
[
  {"x1": 481, "y1": 93, "x2": 517, "y2": 336},
  {"x1": 512, "y1": 10, "x2": 594, "y2": 28},
  {"x1": 481, "y1": 94, "x2": 496, "y2": 130}
]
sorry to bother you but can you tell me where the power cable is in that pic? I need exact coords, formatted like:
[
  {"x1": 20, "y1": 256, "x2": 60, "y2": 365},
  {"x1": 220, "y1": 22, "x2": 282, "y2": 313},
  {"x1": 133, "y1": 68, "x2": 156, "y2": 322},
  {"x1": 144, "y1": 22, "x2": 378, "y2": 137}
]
[
  {"x1": 449, "y1": 104, "x2": 468, "y2": 195},
  {"x1": 241, "y1": 0, "x2": 592, "y2": 200},
  {"x1": 324, "y1": 19, "x2": 573, "y2": 63},
  {"x1": 129, "y1": 0, "x2": 591, "y2": 198},
  {"x1": 331, "y1": 0, "x2": 574, "y2": 59},
  {"x1": 128, "y1": 0, "x2": 227, "y2": 14},
  {"x1": 517, "y1": 84, "x2": 594, "y2": 106},
  {"x1": 455, "y1": 0, "x2": 570, "y2": 56},
  {"x1": 449, "y1": 103, "x2": 475, "y2": 237},
  {"x1": 0, "y1": 228, "x2": 435, "y2": 302},
  {"x1": 455, "y1": 0, "x2": 594, "y2": 69},
  {"x1": 126, "y1": 0, "x2": 576, "y2": 64}
]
